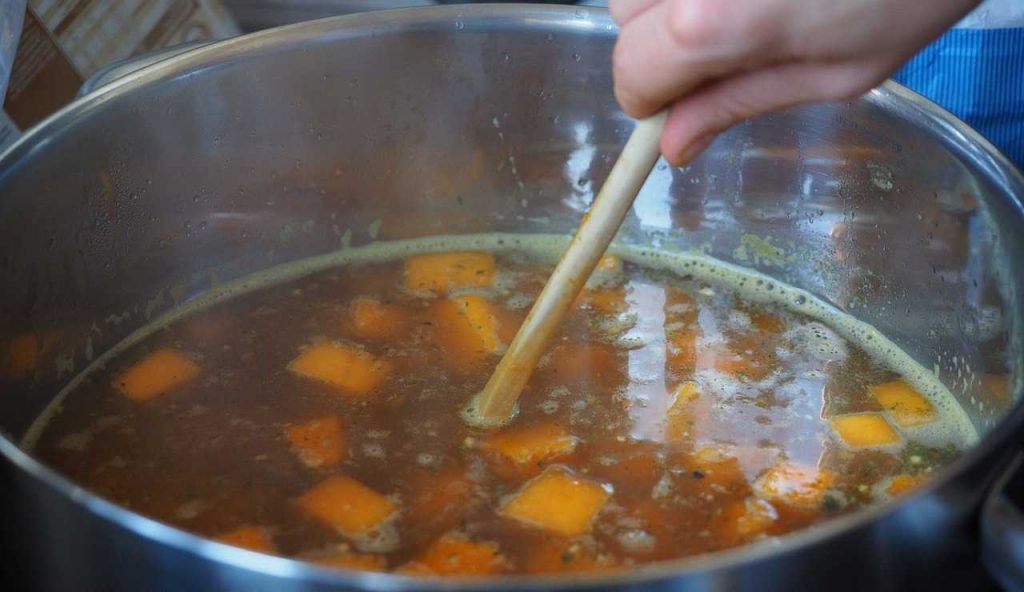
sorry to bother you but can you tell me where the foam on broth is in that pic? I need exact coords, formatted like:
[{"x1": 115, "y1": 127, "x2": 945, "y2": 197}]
[
  {"x1": 25, "y1": 233, "x2": 977, "y2": 450},
  {"x1": 22, "y1": 233, "x2": 978, "y2": 575}
]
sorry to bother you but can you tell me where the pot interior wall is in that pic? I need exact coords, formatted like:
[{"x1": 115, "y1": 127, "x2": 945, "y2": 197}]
[{"x1": 0, "y1": 8, "x2": 1020, "y2": 445}]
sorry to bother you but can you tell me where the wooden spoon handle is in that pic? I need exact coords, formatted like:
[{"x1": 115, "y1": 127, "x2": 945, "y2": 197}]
[{"x1": 464, "y1": 111, "x2": 668, "y2": 428}]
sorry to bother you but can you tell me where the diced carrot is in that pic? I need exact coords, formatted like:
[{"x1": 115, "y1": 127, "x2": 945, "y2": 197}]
[
  {"x1": 405, "y1": 466, "x2": 475, "y2": 535},
  {"x1": 297, "y1": 475, "x2": 396, "y2": 535},
  {"x1": 348, "y1": 298, "x2": 410, "y2": 341},
  {"x1": 431, "y1": 295, "x2": 502, "y2": 373},
  {"x1": 114, "y1": 348, "x2": 201, "y2": 401},
  {"x1": 402, "y1": 533, "x2": 504, "y2": 576},
  {"x1": 499, "y1": 467, "x2": 611, "y2": 537},
  {"x1": 665, "y1": 381, "x2": 700, "y2": 445},
  {"x1": 404, "y1": 252, "x2": 495, "y2": 295},
  {"x1": 753, "y1": 462, "x2": 834, "y2": 507},
  {"x1": 548, "y1": 343, "x2": 620, "y2": 384},
  {"x1": 286, "y1": 416, "x2": 345, "y2": 468},
  {"x1": 690, "y1": 447, "x2": 746, "y2": 490},
  {"x1": 217, "y1": 526, "x2": 275, "y2": 553},
  {"x1": 308, "y1": 545, "x2": 387, "y2": 571},
  {"x1": 671, "y1": 381, "x2": 701, "y2": 406},
  {"x1": 482, "y1": 422, "x2": 576, "y2": 467},
  {"x1": 830, "y1": 413, "x2": 901, "y2": 448},
  {"x1": 715, "y1": 497, "x2": 778, "y2": 543},
  {"x1": 288, "y1": 341, "x2": 391, "y2": 397},
  {"x1": 868, "y1": 380, "x2": 936, "y2": 427},
  {"x1": 525, "y1": 538, "x2": 618, "y2": 574},
  {"x1": 886, "y1": 473, "x2": 927, "y2": 496}
]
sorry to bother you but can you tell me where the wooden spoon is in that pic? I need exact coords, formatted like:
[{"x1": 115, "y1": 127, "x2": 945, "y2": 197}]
[{"x1": 463, "y1": 111, "x2": 668, "y2": 428}]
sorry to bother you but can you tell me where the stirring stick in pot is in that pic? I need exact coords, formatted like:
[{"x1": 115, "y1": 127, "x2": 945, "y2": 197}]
[{"x1": 463, "y1": 111, "x2": 668, "y2": 428}]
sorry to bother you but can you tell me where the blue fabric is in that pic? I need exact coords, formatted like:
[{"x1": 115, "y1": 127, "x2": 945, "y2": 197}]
[{"x1": 893, "y1": 27, "x2": 1024, "y2": 170}]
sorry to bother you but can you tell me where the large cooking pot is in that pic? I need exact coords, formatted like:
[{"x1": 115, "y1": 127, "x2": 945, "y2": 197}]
[{"x1": 1, "y1": 5, "x2": 1022, "y2": 591}]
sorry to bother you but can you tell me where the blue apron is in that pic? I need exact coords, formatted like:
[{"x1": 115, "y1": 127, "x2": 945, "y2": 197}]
[{"x1": 894, "y1": 27, "x2": 1024, "y2": 169}]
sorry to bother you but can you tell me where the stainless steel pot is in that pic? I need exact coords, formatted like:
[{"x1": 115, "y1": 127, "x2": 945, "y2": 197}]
[{"x1": 1, "y1": 5, "x2": 1022, "y2": 591}]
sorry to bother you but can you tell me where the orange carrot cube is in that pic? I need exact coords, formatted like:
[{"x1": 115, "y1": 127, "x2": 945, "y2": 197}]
[
  {"x1": 754, "y1": 462, "x2": 834, "y2": 507},
  {"x1": 286, "y1": 416, "x2": 345, "y2": 468},
  {"x1": 297, "y1": 475, "x2": 396, "y2": 535},
  {"x1": 715, "y1": 497, "x2": 778, "y2": 543},
  {"x1": 499, "y1": 467, "x2": 611, "y2": 537},
  {"x1": 665, "y1": 381, "x2": 700, "y2": 445},
  {"x1": 402, "y1": 533, "x2": 504, "y2": 576},
  {"x1": 869, "y1": 380, "x2": 937, "y2": 427},
  {"x1": 886, "y1": 473, "x2": 927, "y2": 496},
  {"x1": 482, "y1": 422, "x2": 576, "y2": 466},
  {"x1": 689, "y1": 447, "x2": 746, "y2": 489},
  {"x1": 405, "y1": 252, "x2": 495, "y2": 295},
  {"x1": 431, "y1": 295, "x2": 502, "y2": 372},
  {"x1": 217, "y1": 526, "x2": 275, "y2": 553},
  {"x1": 288, "y1": 341, "x2": 391, "y2": 397},
  {"x1": 348, "y1": 298, "x2": 410, "y2": 341},
  {"x1": 114, "y1": 348, "x2": 201, "y2": 401},
  {"x1": 830, "y1": 413, "x2": 901, "y2": 448}
]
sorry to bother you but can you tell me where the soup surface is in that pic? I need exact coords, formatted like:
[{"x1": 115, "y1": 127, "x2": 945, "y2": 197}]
[{"x1": 29, "y1": 236, "x2": 974, "y2": 577}]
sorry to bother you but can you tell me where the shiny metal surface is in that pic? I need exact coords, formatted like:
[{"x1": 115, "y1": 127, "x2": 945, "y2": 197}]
[{"x1": 0, "y1": 4, "x2": 1022, "y2": 591}]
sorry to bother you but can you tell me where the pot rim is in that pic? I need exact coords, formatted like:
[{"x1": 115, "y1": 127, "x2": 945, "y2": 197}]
[{"x1": 2, "y1": 3, "x2": 1023, "y2": 590}]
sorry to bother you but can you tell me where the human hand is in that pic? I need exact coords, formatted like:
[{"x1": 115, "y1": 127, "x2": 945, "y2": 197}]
[{"x1": 611, "y1": 0, "x2": 981, "y2": 164}]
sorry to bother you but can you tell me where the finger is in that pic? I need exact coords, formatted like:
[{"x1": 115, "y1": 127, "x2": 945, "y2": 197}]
[
  {"x1": 609, "y1": 0, "x2": 664, "y2": 25},
  {"x1": 613, "y1": 0, "x2": 782, "y2": 118},
  {"x1": 660, "y1": 61, "x2": 884, "y2": 165}
]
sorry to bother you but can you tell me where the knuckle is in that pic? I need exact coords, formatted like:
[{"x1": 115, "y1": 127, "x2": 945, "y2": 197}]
[{"x1": 666, "y1": 0, "x2": 715, "y2": 48}]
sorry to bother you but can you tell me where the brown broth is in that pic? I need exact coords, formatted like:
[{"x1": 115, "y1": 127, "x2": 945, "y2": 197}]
[{"x1": 30, "y1": 249, "x2": 964, "y2": 576}]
